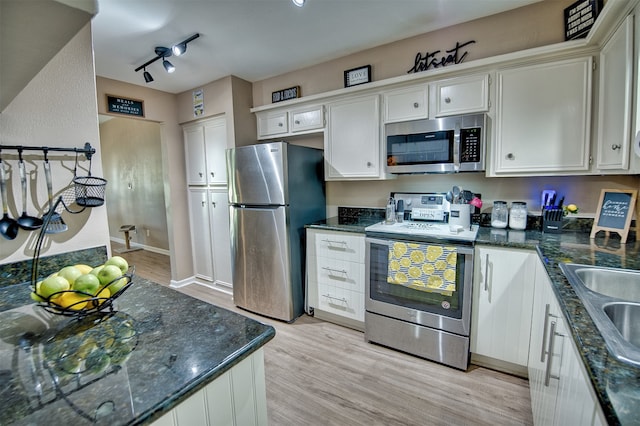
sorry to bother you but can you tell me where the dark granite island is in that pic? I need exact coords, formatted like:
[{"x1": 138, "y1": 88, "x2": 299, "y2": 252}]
[{"x1": 0, "y1": 278, "x2": 275, "y2": 425}]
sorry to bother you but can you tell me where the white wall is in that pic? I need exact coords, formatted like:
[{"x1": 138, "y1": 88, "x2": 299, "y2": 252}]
[{"x1": 0, "y1": 24, "x2": 110, "y2": 264}]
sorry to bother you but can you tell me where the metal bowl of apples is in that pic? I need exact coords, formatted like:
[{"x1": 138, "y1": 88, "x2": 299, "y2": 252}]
[{"x1": 30, "y1": 256, "x2": 135, "y2": 317}]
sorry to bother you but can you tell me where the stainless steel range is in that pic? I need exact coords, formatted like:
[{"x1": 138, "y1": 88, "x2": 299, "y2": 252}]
[{"x1": 364, "y1": 192, "x2": 478, "y2": 370}]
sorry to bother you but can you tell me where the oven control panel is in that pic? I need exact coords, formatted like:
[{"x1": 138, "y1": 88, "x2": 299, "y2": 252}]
[{"x1": 392, "y1": 192, "x2": 449, "y2": 222}]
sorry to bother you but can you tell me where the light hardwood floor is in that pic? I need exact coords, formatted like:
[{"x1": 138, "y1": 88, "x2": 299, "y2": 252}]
[{"x1": 112, "y1": 243, "x2": 534, "y2": 426}]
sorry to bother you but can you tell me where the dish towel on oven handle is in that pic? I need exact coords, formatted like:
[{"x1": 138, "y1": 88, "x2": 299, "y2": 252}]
[{"x1": 387, "y1": 241, "x2": 457, "y2": 293}]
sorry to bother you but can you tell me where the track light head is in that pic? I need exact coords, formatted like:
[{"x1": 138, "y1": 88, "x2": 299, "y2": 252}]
[
  {"x1": 154, "y1": 46, "x2": 172, "y2": 58},
  {"x1": 172, "y1": 42, "x2": 187, "y2": 56},
  {"x1": 292, "y1": 0, "x2": 305, "y2": 6},
  {"x1": 163, "y1": 59, "x2": 175, "y2": 73},
  {"x1": 143, "y1": 69, "x2": 154, "y2": 83}
]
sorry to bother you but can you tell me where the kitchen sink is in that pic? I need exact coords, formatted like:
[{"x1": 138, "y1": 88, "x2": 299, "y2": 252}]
[{"x1": 559, "y1": 263, "x2": 640, "y2": 367}]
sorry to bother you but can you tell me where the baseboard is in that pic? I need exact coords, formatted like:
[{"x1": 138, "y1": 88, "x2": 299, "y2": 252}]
[
  {"x1": 170, "y1": 276, "x2": 233, "y2": 296},
  {"x1": 110, "y1": 236, "x2": 170, "y2": 256},
  {"x1": 170, "y1": 276, "x2": 194, "y2": 288},
  {"x1": 470, "y1": 353, "x2": 528, "y2": 378}
]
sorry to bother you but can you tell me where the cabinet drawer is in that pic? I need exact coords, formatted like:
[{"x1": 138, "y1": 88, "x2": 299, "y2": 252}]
[
  {"x1": 316, "y1": 257, "x2": 364, "y2": 292},
  {"x1": 291, "y1": 105, "x2": 324, "y2": 132},
  {"x1": 316, "y1": 284, "x2": 364, "y2": 322},
  {"x1": 314, "y1": 232, "x2": 364, "y2": 262}
]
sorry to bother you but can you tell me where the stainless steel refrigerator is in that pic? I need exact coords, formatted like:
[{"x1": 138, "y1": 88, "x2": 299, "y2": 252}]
[{"x1": 226, "y1": 142, "x2": 326, "y2": 322}]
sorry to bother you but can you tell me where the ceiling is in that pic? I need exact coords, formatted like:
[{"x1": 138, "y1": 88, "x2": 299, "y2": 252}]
[{"x1": 92, "y1": 0, "x2": 542, "y2": 94}]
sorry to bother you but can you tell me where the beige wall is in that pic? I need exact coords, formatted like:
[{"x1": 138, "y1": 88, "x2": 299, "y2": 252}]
[
  {"x1": 99, "y1": 117, "x2": 169, "y2": 251},
  {"x1": 0, "y1": 24, "x2": 110, "y2": 265},
  {"x1": 252, "y1": 0, "x2": 573, "y2": 106}
]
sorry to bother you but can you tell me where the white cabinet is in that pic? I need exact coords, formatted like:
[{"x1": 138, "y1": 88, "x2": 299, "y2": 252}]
[
  {"x1": 257, "y1": 110, "x2": 288, "y2": 138},
  {"x1": 492, "y1": 57, "x2": 593, "y2": 175},
  {"x1": 183, "y1": 117, "x2": 228, "y2": 185},
  {"x1": 324, "y1": 94, "x2": 382, "y2": 180},
  {"x1": 528, "y1": 259, "x2": 605, "y2": 426},
  {"x1": 430, "y1": 73, "x2": 490, "y2": 117},
  {"x1": 187, "y1": 188, "x2": 232, "y2": 289},
  {"x1": 184, "y1": 116, "x2": 233, "y2": 292},
  {"x1": 383, "y1": 85, "x2": 429, "y2": 123},
  {"x1": 290, "y1": 105, "x2": 324, "y2": 132},
  {"x1": 471, "y1": 246, "x2": 536, "y2": 372},
  {"x1": 306, "y1": 229, "x2": 365, "y2": 330},
  {"x1": 595, "y1": 14, "x2": 634, "y2": 170}
]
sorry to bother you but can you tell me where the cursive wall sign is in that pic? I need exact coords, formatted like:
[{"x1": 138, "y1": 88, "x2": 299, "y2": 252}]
[
  {"x1": 407, "y1": 40, "x2": 476, "y2": 74},
  {"x1": 590, "y1": 189, "x2": 637, "y2": 243}
]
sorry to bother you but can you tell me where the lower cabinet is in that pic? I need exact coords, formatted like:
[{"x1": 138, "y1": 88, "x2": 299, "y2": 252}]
[
  {"x1": 471, "y1": 246, "x2": 536, "y2": 374},
  {"x1": 306, "y1": 229, "x2": 365, "y2": 330},
  {"x1": 528, "y1": 259, "x2": 606, "y2": 426},
  {"x1": 153, "y1": 349, "x2": 268, "y2": 426},
  {"x1": 187, "y1": 187, "x2": 232, "y2": 292}
]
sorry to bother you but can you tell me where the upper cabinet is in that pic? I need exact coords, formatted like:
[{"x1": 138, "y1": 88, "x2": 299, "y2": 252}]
[
  {"x1": 256, "y1": 104, "x2": 324, "y2": 139},
  {"x1": 491, "y1": 57, "x2": 593, "y2": 176},
  {"x1": 257, "y1": 110, "x2": 288, "y2": 138},
  {"x1": 184, "y1": 116, "x2": 228, "y2": 186},
  {"x1": 594, "y1": 14, "x2": 634, "y2": 171},
  {"x1": 383, "y1": 85, "x2": 429, "y2": 123},
  {"x1": 430, "y1": 74, "x2": 490, "y2": 118},
  {"x1": 324, "y1": 94, "x2": 383, "y2": 180}
]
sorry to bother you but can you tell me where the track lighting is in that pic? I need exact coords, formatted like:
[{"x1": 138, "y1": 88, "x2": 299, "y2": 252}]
[
  {"x1": 292, "y1": 0, "x2": 305, "y2": 6},
  {"x1": 134, "y1": 33, "x2": 200, "y2": 83}
]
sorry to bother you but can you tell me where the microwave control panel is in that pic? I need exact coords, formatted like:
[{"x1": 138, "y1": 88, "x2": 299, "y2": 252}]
[{"x1": 460, "y1": 127, "x2": 481, "y2": 163}]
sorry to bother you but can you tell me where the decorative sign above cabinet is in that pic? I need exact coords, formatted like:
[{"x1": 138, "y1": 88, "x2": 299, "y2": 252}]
[
  {"x1": 272, "y1": 86, "x2": 301, "y2": 103},
  {"x1": 344, "y1": 65, "x2": 372, "y2": 87},
  {"x1": 106, "y1": 95, "x2": 144, "y2": 117},
  {"x1": 564, "y1": 0, "x2": 602, "y2": 40},
  {"x1": 407, "y1": 40, "x2": 476, "y2": 74}
]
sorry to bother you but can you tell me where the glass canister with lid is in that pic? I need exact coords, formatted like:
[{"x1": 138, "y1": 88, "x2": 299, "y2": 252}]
[
  {"x1": 491, "y1": 201, "x2": 508, "y2": 228},
  {"x1": 509, "y1": 201, "x2": 528, "y2": 230}
]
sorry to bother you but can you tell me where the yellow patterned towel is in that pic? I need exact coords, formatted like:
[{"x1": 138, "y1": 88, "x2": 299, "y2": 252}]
[{"x1": 387, "y1": 241, "x2": 457, "y2": 293}]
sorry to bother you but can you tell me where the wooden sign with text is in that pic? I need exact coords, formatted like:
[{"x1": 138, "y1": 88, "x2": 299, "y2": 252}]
[{"x1": 590, "y1": 189, "x2": 637, "y2": 243}]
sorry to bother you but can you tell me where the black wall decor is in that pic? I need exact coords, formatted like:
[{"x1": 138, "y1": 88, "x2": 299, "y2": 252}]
[
  {"x1": 107, "y1": 95, "x2": 144, "y2": 117},
  {"x1": 407, "y1": 40, "x2": 476, "y2": 74},
  {"x1": 272, "y1": 86, "x2": 301, "y2": 103},
  {"x1": 564, "y1": 0, "x2": 602, "y2": 40}
]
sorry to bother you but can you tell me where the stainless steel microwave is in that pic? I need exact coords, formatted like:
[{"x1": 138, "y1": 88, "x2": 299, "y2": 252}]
[{"x1": 385, "y1": 113, "x2": 487, "y2": 174}]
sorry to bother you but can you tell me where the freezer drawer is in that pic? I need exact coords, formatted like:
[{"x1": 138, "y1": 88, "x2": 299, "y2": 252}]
[{"x1": 230, "y1": 205, "x2": 302, "y2": 322}]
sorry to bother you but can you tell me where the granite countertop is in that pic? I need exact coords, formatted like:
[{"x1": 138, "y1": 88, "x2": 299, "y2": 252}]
[
  {"x1": 310, "y1": 217, "x2": 639, "y2": 425},
  {"x1": 0, "y1": 278, "x2": 275, "y2": 425}
]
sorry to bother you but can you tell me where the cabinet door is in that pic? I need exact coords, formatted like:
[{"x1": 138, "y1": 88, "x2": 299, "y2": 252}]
[
  {"x1": 290, "y1": 105, "x2": 324, "y2": 132},
  {"x1": 471, "y1": 246, "x2": 536, "y2": 367},
  {"x1": 209, "y1": 189, "x2": 232, "y2": 286},
  {"x1": 493, "y1": 57, "x2": 592, "y2": 174},
  {"x1": 596, "y1": 15, "x2": 633, "y2": 170},
  {"x1": 325, "y1": 95, "x2": 380, "y2": 179},
  {"x1": 383, "y1": 85, "x2": 428, "y2": 123},
  {"x1": 188, "y1": 188, "x2": 213, "y2": 281},
  {"x1": 204, "y1": 118, "x2": 228, "y2": 185},
  {"x1": 184, "y1": 126, "x2": 207, "y2": 185},
  {"x1": 257, "y1": 110, "x2": 288, "y2": 138},
  {"x1": 431, "y1": 74, "x2": 489, "y2": 117}
]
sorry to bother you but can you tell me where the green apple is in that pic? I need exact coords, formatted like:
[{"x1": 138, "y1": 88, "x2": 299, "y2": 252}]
[
  {"x1": 39, "y1": 275, "x2": 70, "y2": 299},
  {"x1": 107, "y1": 277, "x2": 128, "y2": 295},
  {"x1": 90, "y1": 265, "x2": 104, "y2": 276},
  {"x1": 58, "y1": 266, "x2": 82, "y2": 286},
  {"x1": 73, "y1": 273, "x2": 101, "y2": 295},
  {"x1": 97, "y1": 264, "x2": 123, "y2": 287},
  {"x1": 105, "y1": 255, "x2": 129, "y2": 274}
]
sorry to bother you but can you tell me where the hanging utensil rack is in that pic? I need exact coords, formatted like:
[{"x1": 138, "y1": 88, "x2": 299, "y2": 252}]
[{"x1": 0, "y1": 142, "x2": 95, "y2": 159}]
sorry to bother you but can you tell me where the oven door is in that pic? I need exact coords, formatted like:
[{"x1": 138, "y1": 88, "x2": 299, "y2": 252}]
[{"x1": 365, "y1": 236, "x2": 474, "y2": 336}]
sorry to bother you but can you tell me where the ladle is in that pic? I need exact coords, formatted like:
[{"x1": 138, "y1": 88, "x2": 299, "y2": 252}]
[
  {"x1": 0, "y1": 157, "x2": 19, "y2": 240},
  {"x1": 16, "y1": 150, "x2": 43, "y2": 231}
]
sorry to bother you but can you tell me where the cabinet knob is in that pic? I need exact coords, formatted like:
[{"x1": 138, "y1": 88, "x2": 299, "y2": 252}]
[
  {"x1": 506, "y1": 153, "x2": 515, "y2": 160},
  {"x1": 278, "y1": 122, "x2": 283, "y2": 127},
  {"x1": 201, "y1": 201, "x2": 206, "y2": 207},
  {"x1": 367, "y1": 161, "x2": 373, "y2": 167},
  {"x1": 295, "y1": 120, "x2": 300, "y2": 125},
  {"x1": 445, "y1": 97, "x2": 451, "y2": 104},
  {"x1": 199, "y1": 172, "x2": 203, "y2": 177},
  {"x1": 210, "y1": 172, "x2": 215, "y2": 177},
  {"x1": 611, "y1": 144, "x2": 621, "y2": 150},
  {"x1": 212, "y1": 202, "x2": 216, "y2": 207},
  {"x1": 413, "y1": 102, "x2": 419, "y2": 108}
]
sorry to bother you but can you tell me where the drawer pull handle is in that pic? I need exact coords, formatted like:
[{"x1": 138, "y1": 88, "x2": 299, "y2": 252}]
[
  {"x1": 544, "y1": 321, "x2": 564, "y2": 386},
  {"x1": 322, "y1": 239, "x2": 348, "y2": 246},
  {"x1": 322, "y1": 267, "x2": 347, "y2": 276},
  {"x1": 323, "y1": 294, "x2": 348, "y2": 306}
]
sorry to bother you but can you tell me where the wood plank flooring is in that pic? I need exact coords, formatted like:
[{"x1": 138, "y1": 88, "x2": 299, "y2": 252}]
[{"x1": 112, "y1": 243, "x2": 534, "y2": 426}]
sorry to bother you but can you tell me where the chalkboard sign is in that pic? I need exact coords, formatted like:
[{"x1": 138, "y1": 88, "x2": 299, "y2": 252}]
[
  {"x1": 590, "y1": 189, "x2": 637, "y2": 243},
  {"x1": 106, "y1": 95, "x2": 144, "y2": 117}
]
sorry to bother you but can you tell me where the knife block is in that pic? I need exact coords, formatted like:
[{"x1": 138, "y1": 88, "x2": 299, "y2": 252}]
[{"x1": 543, "y1": 208, "x2": 564, "y2": 233}]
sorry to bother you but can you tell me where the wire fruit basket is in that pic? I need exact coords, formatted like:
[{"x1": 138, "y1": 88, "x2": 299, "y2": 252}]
[{"x1": 31, "y1": 266, "x2": 135, "y2": 317}]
